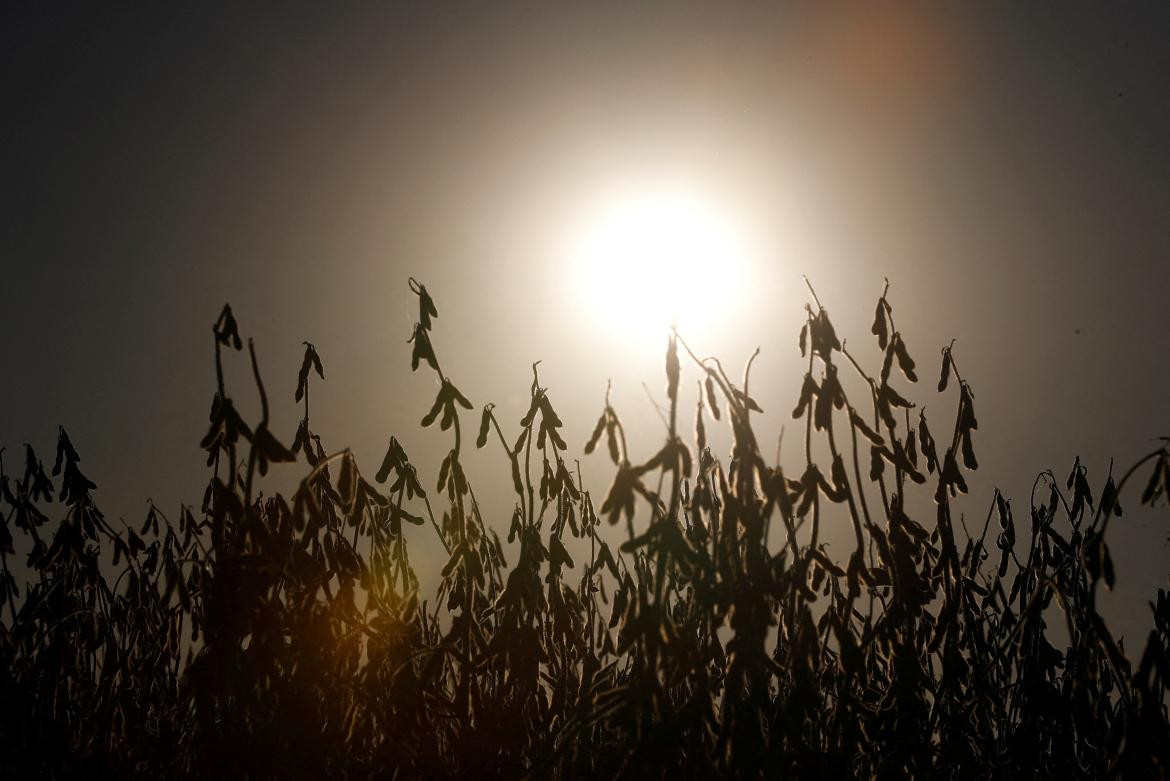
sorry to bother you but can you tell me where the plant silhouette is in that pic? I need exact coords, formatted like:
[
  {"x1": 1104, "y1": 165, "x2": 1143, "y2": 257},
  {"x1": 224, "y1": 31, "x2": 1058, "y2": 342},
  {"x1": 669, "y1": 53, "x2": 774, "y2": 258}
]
[{"x1": 2, "y1": 279, "x2": 1168, "y2": 778}]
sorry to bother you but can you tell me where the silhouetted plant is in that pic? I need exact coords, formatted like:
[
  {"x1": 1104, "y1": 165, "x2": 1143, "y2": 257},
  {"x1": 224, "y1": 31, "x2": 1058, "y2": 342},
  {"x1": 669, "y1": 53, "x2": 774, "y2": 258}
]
[{"x1": 1, "y1": 278, "x2": 1168, "y2": 778}]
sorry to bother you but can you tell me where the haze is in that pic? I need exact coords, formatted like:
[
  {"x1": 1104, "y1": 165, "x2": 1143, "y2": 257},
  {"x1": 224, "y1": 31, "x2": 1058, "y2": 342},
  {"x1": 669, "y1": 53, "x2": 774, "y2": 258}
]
[{"x1": 4, "y1": 3, "x2": 1169, "y2": 641}]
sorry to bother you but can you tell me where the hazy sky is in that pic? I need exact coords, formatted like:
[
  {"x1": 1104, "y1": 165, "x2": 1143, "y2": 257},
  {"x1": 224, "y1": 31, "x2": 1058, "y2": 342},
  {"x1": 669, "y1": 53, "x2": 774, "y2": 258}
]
[{"x1": 4, "y1": 3, "x2": 1169, "y2": 638}]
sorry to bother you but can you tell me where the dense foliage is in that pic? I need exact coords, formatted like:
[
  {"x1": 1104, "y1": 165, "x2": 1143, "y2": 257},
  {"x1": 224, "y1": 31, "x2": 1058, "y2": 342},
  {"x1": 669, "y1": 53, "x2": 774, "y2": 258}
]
[{"x1": 2, "y1": 279, "x2": 1169, "y2": 778}]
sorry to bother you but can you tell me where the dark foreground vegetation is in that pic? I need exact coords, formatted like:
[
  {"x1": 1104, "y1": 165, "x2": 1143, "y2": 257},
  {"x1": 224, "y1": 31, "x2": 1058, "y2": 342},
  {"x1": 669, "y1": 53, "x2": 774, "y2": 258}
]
[{"x1": 2, "y1": 279, "x2": 1169, "y2": 778}]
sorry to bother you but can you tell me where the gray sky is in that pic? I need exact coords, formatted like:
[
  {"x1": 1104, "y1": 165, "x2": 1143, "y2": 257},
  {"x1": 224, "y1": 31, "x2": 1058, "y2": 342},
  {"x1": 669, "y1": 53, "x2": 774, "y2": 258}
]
[{"x1": 4, "y1": 2, "x2": 1169, "y2": 638}]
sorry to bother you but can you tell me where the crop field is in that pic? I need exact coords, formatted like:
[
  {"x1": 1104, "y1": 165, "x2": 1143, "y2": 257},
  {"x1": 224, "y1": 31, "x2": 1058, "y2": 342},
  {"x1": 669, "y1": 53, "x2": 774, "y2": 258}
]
[{"x1": 2, "y1": 280, "x2": 1168, "y2": 778}]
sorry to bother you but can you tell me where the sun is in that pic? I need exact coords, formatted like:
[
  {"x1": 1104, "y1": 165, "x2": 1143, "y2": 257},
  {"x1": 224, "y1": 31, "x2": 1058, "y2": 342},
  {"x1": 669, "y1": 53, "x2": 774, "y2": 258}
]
[{"x1": 567, "y1": 186, "x2": 752, "y2": 350}]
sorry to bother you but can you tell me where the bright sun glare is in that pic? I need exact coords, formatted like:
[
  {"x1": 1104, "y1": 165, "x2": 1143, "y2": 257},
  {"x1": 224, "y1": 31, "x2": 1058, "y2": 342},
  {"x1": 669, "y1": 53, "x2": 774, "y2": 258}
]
[{"x1": 569, "y1": 188, "x2": 751, "y2": 348}]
